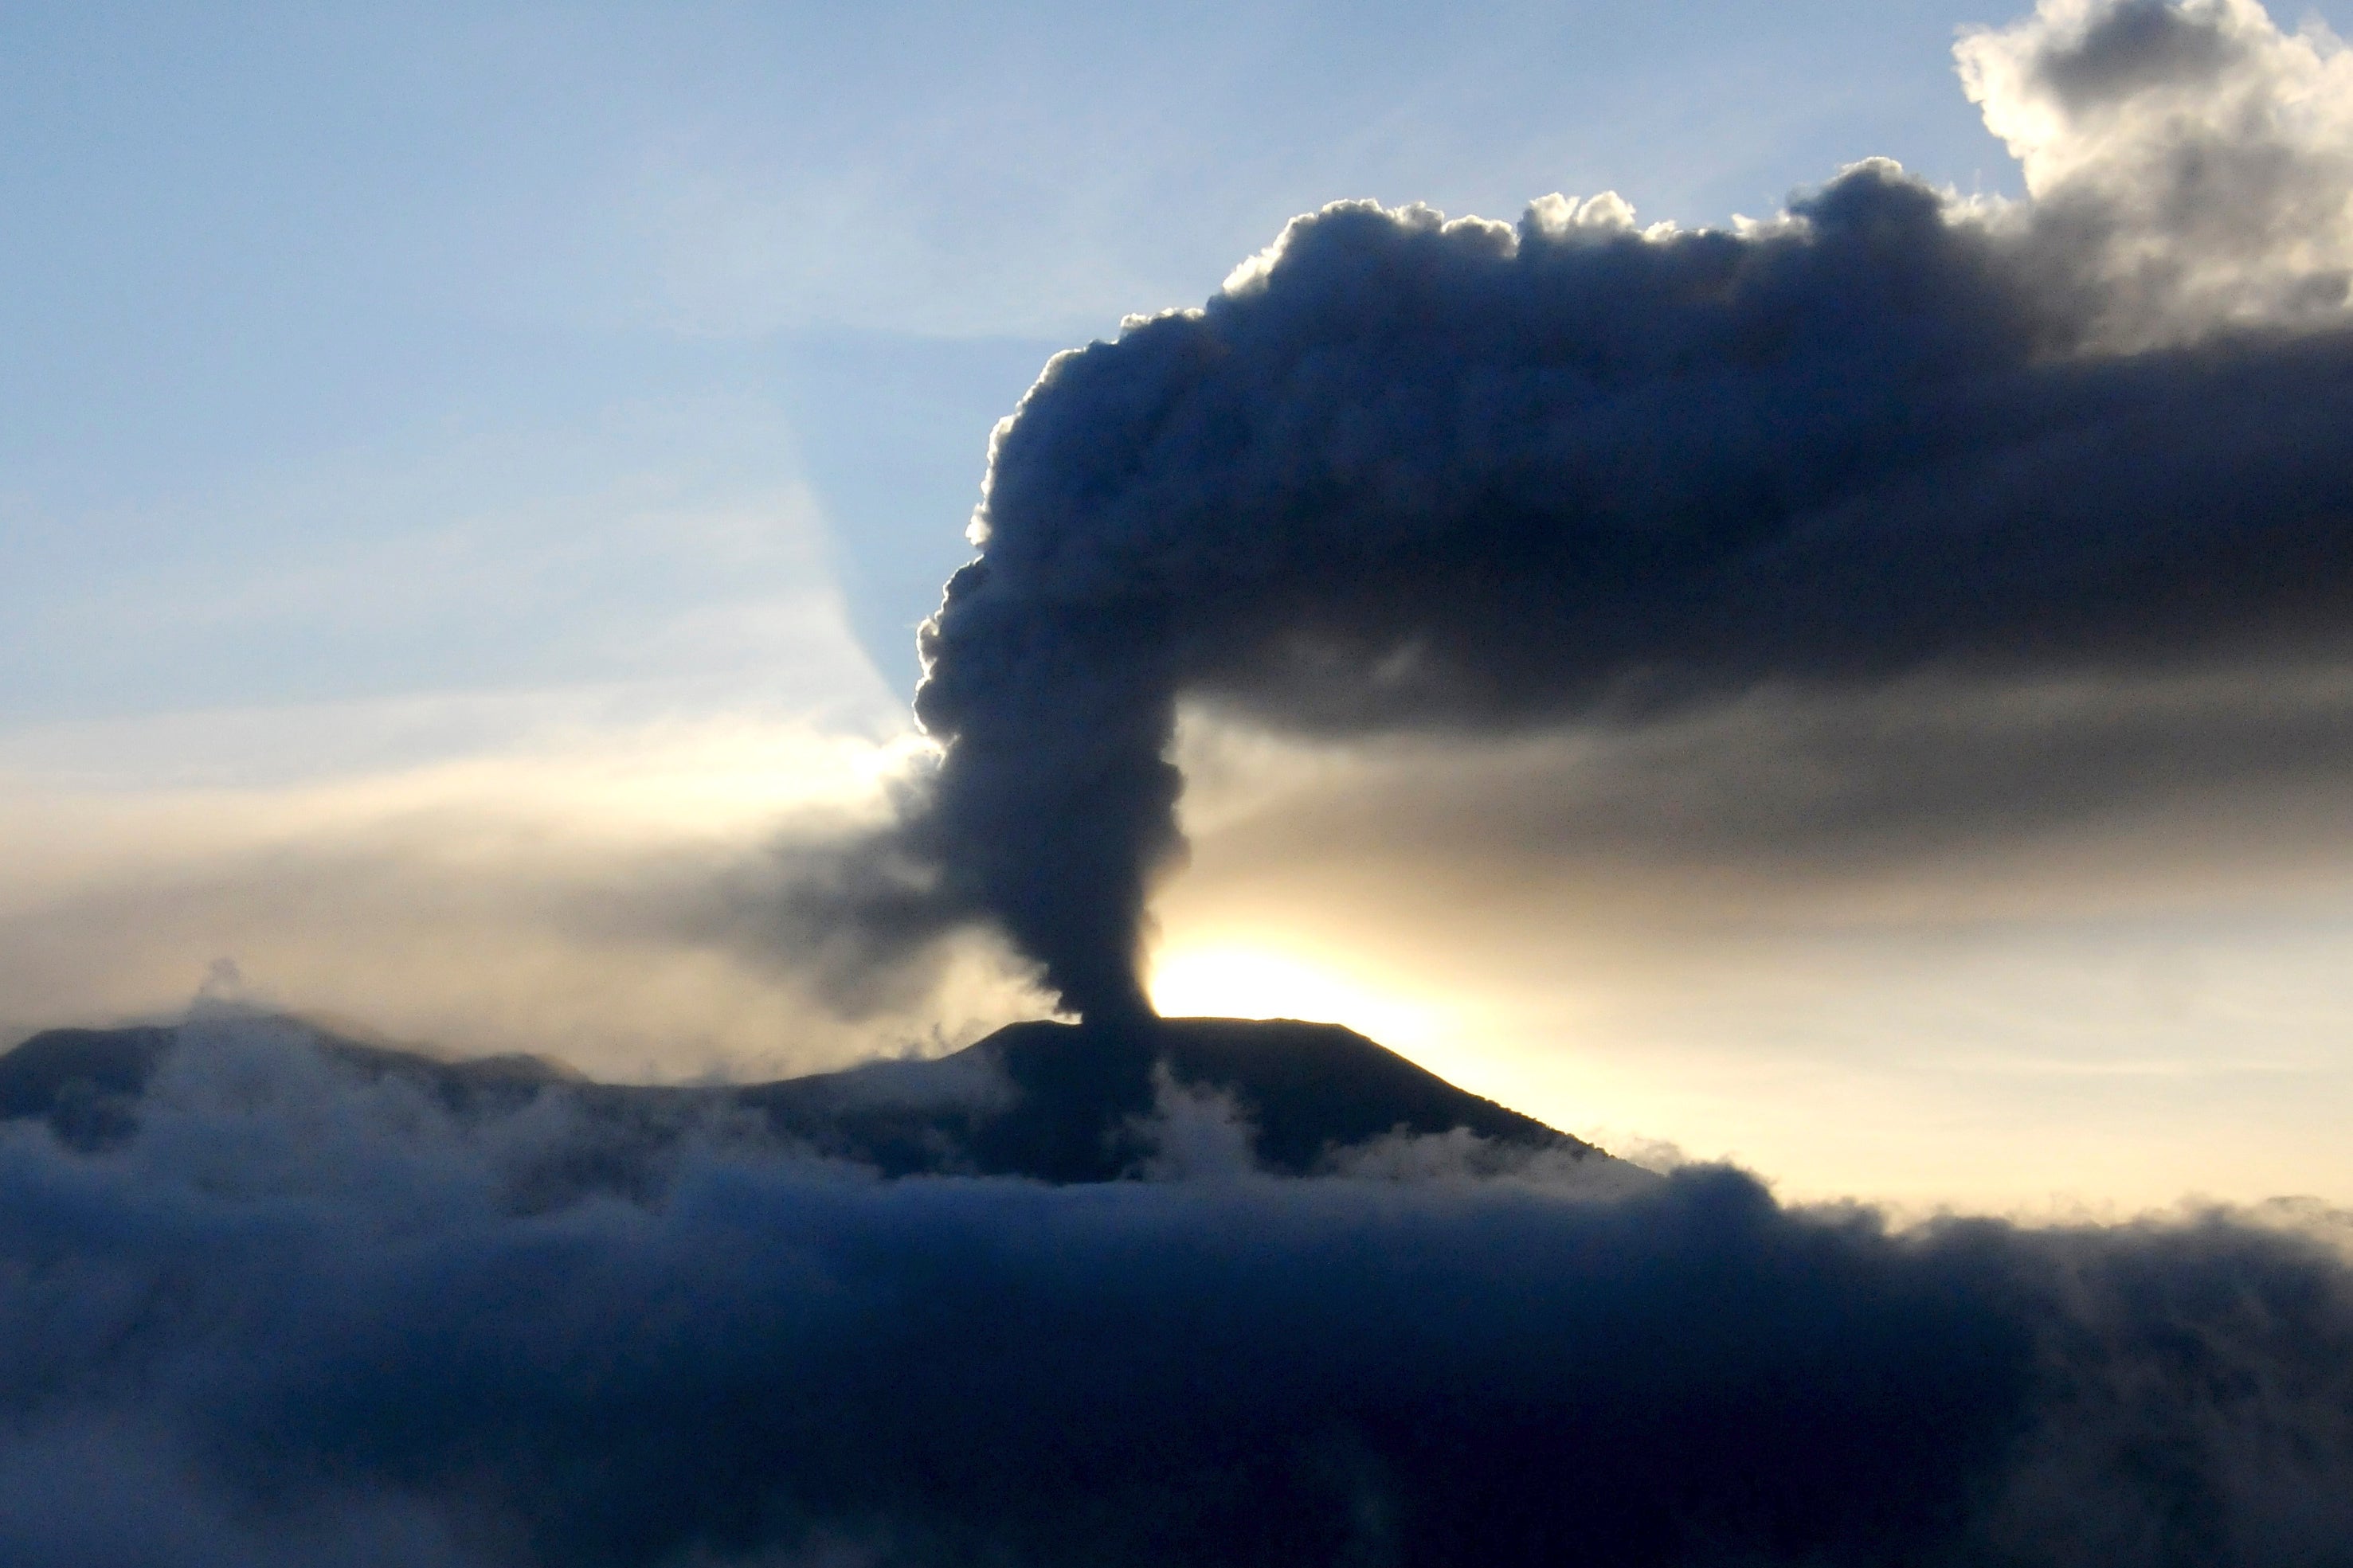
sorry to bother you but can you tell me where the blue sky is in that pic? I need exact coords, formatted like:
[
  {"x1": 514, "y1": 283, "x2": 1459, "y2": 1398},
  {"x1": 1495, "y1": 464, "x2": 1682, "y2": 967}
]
[
  {"x1": 10, "y1": 0, "x2": 2353, "y2": 1209},
  {"x1": 2, "y1": 0, "x2": 2044, "y2": 725}
]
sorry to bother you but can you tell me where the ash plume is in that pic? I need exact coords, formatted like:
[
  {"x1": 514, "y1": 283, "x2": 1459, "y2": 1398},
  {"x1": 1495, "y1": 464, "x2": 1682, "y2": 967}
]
[{"x1": 866, "y1": 0, "x2": 2353, "y2": 1019}]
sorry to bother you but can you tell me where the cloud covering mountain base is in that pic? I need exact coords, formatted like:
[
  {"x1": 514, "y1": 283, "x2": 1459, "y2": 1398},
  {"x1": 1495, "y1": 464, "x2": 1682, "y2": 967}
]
[{"x1": 2, "y1": 1015, "x2": 2350, "y2": 1567}]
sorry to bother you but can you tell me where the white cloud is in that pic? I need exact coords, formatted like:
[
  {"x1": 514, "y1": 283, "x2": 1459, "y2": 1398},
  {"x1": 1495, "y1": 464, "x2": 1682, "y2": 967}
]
[{"x1": 1961, "y1": 0, "x2": 2353, "y2": 340}]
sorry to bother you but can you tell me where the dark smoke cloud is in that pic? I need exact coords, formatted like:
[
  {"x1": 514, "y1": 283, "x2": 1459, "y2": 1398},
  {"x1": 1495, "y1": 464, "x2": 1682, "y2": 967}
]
[
  {"x1": 3, "y1": 1017, "x2": 2351, "y2": 1566},
  {"x1": 1171, "y1": 659, "x2": 2353, "y2": 894},
  {"x1": 863, "y1": 0, "x2": 2353, "y2": 1017}
]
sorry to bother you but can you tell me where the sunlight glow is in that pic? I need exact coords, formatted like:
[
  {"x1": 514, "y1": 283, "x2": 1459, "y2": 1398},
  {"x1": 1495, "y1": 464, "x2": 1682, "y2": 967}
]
[{"x1": 1147, "y1": 942, "x2": 1444, "y2": 1050}]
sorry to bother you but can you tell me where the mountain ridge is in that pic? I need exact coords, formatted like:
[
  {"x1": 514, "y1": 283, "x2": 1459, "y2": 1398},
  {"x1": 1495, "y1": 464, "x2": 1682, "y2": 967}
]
[{"x1": 0, "y1": 1010, "x2": 1611, "y2": 1184}]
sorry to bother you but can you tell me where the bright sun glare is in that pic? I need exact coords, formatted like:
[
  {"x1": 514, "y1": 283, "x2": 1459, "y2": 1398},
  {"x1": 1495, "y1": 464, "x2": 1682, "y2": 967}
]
[{"x1": 1147, "y1": 943, "x2": 1442, "y2": 1048}]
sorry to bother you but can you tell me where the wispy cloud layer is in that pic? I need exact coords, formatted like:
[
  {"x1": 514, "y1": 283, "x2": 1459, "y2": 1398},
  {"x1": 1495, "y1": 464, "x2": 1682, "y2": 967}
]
[{"x1": 0, "y1": 714, "x2": 1033, "y2": 1078}]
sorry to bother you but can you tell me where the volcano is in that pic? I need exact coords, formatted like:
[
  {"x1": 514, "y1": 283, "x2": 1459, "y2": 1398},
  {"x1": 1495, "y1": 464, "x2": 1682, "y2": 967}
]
[{"x1": 0, "y1": 1011, "x2": 1609, "y2": 1184}]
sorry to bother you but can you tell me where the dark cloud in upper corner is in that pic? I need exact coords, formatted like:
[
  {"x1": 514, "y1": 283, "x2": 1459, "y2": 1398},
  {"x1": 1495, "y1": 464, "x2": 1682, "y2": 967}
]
[
  {"x1": 891, "y1": 0, "x2": 2353, "y2": 1019},
  {"x1": 1, "y1": 1015, "x2": 2351, "y2": 1566}
]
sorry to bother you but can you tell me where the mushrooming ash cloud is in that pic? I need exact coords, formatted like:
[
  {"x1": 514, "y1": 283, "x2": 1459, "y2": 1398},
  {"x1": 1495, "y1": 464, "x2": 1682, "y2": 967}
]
[{"x1": 853, "y1": 0, "x2": 2353, "y2": 1018}]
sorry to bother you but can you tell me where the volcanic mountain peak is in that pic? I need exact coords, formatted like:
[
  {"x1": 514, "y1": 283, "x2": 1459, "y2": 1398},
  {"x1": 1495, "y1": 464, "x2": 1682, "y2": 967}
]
[
  {"x1": 943, "y1": 1015, "x2": 1588, "y2": 1179},
  {"x1": 0, "y1": 1009, "x2": 1614, "y2": 1186}
]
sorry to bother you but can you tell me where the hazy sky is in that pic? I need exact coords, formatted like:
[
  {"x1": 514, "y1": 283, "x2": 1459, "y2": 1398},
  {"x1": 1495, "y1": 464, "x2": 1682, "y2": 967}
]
[{"x1": 9, "y1": 0, "x2": 2353, "y2": 1210}]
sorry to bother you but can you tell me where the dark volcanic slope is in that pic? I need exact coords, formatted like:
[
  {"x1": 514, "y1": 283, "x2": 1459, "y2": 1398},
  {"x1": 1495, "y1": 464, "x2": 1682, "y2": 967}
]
[
  {"x1": 740, "y1": 1015, "x2": 1592, "y2": 1181},
  {"x1": 0, "y1": 1020, "x2": 580, "y2": 1148},
  {"x1": 0, "y1": 1011, "x2": 1601, "y2": 1183}
]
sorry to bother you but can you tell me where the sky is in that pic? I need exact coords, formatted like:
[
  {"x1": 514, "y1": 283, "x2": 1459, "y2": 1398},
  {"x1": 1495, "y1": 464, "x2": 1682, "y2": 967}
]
[{"x1": 9, "y1": 0, "x2": 2353, "y2": 1211}]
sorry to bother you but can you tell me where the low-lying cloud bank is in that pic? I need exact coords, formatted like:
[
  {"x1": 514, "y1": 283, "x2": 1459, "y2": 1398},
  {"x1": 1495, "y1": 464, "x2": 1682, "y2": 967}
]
[{"x1": 2, "y1": 1016, "x2": 2349, "y2": 1567}]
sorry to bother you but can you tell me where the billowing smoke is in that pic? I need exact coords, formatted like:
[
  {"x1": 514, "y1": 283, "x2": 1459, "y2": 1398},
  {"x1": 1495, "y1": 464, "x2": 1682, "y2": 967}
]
[
  {"x1": 878, "y1": 0, "x2": 2353, "y2": 1018},
  {"x1": 2, "y1": 1015, "x2": 2351, "y2": 1567}
]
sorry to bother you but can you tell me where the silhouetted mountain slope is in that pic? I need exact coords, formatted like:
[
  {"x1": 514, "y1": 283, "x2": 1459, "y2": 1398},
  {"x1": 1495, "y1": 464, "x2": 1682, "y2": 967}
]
[
  {"x1": 0, "y1": 1025, "x2": 174, "y2": 1149},
  {"x1": 0, "y1": 1018, "x2": 583, "y2": 1146},
  {"x1": 0, "y1": 1012, "x2": 1603, "y2": 1183}
]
